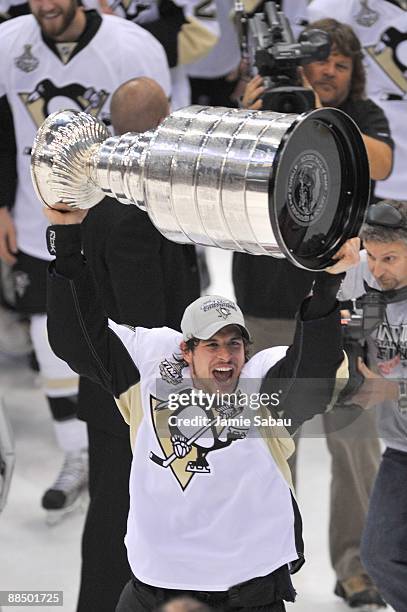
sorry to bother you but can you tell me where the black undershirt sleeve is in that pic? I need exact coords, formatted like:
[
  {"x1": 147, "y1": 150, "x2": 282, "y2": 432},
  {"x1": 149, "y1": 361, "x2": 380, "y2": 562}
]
[
  {"x1": 261, "y1": 273, "x2": 344, "y2": 432},
  {"x1": 46, "y1": 223, "x2": 140, "y2": 397},
  {"x1": 302, "y1": 272, "x2": 344, "y2": 320}
]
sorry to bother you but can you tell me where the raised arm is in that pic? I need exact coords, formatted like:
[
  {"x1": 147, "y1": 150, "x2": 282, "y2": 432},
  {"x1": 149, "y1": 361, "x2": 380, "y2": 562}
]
[
  {"x1": 262, "y1": 238, "x2": 361, "y2": 431},
  {"x1": 44, "y1": 207, "x2": 140, "y2": 398}
]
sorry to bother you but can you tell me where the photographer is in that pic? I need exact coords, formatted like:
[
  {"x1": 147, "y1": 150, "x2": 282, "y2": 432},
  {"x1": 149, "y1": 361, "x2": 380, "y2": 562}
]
[{"x1": 339, "y1": 200, "x2": 407, "y2": 612}]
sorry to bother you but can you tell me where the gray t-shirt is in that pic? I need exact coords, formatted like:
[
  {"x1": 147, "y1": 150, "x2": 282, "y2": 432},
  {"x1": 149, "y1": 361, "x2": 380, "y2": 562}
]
[{"x1": 339, "y1": 251, "x2": 407, "y2": 452}]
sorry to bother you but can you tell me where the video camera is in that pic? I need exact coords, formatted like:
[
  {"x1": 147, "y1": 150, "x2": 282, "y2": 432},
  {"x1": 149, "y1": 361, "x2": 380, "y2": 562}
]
[
  {"x1": 236, "y1": 1, "x2": 331, "y2": 113},
  {"x1": 337, "y1": 291, "x2": 386, "y2": 403}
]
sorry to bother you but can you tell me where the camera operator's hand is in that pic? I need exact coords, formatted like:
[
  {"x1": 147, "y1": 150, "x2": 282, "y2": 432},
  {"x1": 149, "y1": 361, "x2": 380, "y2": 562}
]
[
  {"x1": 345, "y1": 357, "x2": 399, "y2": 410},
  {"x1": 298, "y1": 67, "x2": 322, "y2": 109},
  {"x1": 325, "y1": 237, "x2": 361, "y2": 275},
  {"x1": 242, "y1": 75, "x2": 265, "y2": 110},
  {"x1": 43, "y1": 203, "x2": 89, "y2": 226}
]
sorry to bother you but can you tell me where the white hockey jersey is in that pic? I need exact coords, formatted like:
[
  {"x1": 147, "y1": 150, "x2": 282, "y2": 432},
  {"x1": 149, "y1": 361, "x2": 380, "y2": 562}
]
[
  {"x1": 0, "y1": 12, "x2": 171, "y2": 259},
  {"x1": 307, "y1": 0, "x2": 407, "y2": 199},
  {"x1": 109, "y1": 322, "x2": 298, "y2": 590}
]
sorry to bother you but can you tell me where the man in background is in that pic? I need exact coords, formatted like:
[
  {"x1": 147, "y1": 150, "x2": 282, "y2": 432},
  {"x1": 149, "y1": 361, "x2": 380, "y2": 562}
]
[{"x1": 339, "y1": 199, "x2": 407, "y2": 611}]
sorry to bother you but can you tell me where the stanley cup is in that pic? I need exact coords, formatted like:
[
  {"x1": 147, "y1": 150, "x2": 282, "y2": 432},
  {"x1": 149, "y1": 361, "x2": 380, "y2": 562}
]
[{"x1": 31, "y1": 105, "x2": 370, "y2": 271}]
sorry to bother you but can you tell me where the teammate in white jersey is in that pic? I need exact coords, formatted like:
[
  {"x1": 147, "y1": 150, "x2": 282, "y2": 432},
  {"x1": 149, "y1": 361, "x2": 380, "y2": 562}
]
[
  {"x1": 0, "y1": 0, "x2": 171, "y2": 520},
  {"x1": 43, "y1": 200, "x2": 359, "y2": 610}
]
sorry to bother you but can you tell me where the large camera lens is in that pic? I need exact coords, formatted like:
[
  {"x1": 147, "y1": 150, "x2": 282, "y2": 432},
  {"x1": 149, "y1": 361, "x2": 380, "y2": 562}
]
[{"x1": 262, "y1": 87, "x2": 316, "y2": 113}]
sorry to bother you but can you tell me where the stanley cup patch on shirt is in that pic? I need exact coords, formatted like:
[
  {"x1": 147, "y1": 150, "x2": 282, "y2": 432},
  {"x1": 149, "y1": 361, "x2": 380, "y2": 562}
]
[{"x1": 14, "y1": 44, "x2": 39, "y2": 72}]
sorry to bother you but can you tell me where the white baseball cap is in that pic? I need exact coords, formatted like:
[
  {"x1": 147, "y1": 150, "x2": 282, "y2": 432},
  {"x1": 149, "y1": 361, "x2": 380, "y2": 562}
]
[{"x1": 181, "y1": 295, "x2": 251, "y2": 341}]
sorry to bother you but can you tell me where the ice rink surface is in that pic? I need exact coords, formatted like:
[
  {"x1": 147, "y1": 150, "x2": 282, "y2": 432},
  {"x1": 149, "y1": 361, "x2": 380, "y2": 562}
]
[{"x1": 0, "y1": 248, "x2": 392, "y2": 611}]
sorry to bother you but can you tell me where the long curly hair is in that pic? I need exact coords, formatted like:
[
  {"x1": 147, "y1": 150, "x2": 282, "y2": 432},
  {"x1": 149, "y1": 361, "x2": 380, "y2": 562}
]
[{"x1": 304, "y1": 18, "x2": 366, "y2": 101}]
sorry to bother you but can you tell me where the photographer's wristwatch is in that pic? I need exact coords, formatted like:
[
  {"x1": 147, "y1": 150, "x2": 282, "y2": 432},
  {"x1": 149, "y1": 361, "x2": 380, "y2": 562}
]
[{"x1": 398, "y1": 380, "x2": 407, "y2": 415}]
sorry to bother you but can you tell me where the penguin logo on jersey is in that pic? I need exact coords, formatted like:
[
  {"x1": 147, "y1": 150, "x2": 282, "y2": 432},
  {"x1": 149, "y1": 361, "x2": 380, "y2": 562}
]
[
  {"x1": 149, "y1": 392, "x2": 250, "y2": 491},
  {"x1": 18, "y1": 79, "x2": 109, "y2": 128},
  {"x1": 15, "y1": 45, "x2": 39, "y2": 73},
  {"x1": 365, "y1": 26, "x2": 407, "y2": 97}
]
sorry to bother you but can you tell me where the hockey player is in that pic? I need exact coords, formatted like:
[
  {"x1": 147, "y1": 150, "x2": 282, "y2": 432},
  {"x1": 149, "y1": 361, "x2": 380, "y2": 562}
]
[
  {"x1": 0, "y1": 0, "x2": 171, "y2": 521},
  {"x1": 43, "y1": 198, "x2": 359, "y2": 609}
]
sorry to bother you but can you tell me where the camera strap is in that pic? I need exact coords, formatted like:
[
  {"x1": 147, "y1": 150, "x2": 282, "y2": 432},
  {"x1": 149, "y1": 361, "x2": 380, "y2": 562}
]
[{"x1": 363, "y1": 281, "x2": 407, "y2": 305}]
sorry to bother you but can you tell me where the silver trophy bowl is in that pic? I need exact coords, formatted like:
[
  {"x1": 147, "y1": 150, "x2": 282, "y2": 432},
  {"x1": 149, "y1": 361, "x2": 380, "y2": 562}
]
[{"x1": 31, "y1": 105, "x2": 370, "y2": 270}]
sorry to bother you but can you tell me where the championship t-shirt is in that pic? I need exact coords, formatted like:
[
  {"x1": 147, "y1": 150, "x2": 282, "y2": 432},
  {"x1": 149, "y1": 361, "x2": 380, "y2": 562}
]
[{"x1": 339, "y1": 251, "x2": 407, "y2": 452}]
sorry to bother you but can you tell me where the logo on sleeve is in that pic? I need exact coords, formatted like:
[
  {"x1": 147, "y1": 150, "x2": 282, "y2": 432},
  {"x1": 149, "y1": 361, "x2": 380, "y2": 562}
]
[{"x1": 159, "y1": 358, "x2": 184, "y2": 386}]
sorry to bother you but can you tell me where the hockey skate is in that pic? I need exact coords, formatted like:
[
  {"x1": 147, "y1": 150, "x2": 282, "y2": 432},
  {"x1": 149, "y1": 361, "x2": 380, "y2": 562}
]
[
  {"x1": 41, "y1": 449, "x2": 88, "y2": 526},
  {"x1": 186, "y1": 456, "x2": 210, "y2": 474},
  {"x1": 334, "y1": 574, "x2": 386, "y2": 610}
]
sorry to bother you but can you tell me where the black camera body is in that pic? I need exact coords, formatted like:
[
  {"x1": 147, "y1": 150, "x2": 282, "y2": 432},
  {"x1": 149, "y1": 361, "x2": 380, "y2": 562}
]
[
  {"x1": 244, "y1": 1, "x2": 331, "y2": 113},
  {"x1": 338, "y1": 291, "x2": 386, "y2": 403}
]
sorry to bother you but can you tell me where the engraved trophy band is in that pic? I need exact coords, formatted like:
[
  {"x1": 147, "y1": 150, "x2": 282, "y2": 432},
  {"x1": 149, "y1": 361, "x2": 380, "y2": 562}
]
[{"x1": 31, "y1": 105, "x2": 370, "y2": 270}]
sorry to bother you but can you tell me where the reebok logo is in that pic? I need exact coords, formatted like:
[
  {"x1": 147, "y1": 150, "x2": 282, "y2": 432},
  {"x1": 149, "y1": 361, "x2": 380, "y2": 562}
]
[{"x1": 48, "y1": 229, "x2": 56, "y2": 254}]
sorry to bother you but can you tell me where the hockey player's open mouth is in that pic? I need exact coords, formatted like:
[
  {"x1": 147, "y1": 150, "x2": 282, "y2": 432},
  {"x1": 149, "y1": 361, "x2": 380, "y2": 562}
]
[{"x1": 212, "y1": 367, "x2": 234, "y2": 384}]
